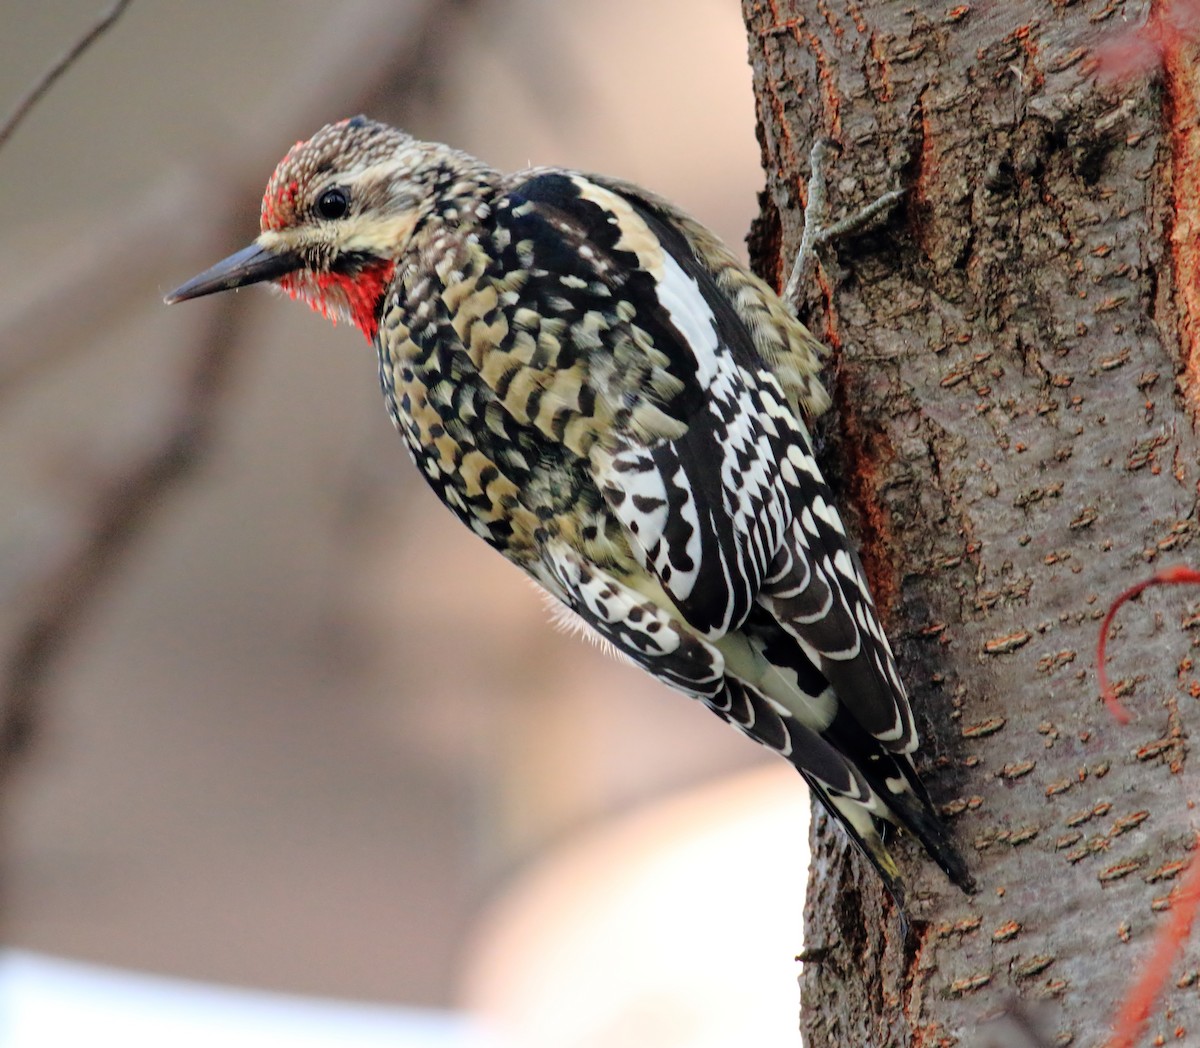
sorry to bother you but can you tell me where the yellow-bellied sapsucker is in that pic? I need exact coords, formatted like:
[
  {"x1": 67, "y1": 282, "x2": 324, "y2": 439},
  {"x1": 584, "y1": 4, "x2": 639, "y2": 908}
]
[{"x1": 167, "y1": 116, "x2": 972, "y2": 902}]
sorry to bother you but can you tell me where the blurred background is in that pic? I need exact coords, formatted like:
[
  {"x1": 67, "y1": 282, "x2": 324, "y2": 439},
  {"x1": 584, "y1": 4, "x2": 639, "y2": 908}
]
[{"x1": 0, "y1": 2, "x2": 809, "y2": 1043}]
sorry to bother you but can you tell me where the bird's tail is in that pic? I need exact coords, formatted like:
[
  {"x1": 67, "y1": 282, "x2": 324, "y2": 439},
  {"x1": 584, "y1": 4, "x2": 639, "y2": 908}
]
[
  {"x1": 802, "y1": 776, "x2": 909, "y2": 909},
  {"x1": 881, "y1": 770, "x2": 976, "y2": 894},
  {"x1": 797, "y1": 736, "x2": 975, "y2": 901}
]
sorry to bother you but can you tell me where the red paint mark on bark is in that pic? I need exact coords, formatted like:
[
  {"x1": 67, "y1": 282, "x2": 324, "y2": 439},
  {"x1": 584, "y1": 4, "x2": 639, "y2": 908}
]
[
  {"x1": 1097, "y1": 565, "x2": 1200, "y2": 723},
  {"x1": 1092, "y1": 0, "x2": 1200, "y2": 81},
  {"x1": 845, "y1": 0, "x2": 867, "y2": 34},
  {"x1": 755, "y1": 0, "x2": 806, "y2": 288},
  {"x1": 903, "y1": 925, "x2": 936, "y2": 1043},
  {"x1": 869, "y1": 32, "x2": 894, "y2": 103},
  {"x1": 805, "y1": 33, "x2": 843, "y2": 139},
  {"x1": 1157, "y1": 3, "x2": 1200, "y2": 408},
  {"x1": 1097, "y1": 567, "x2": 1200, "y2": 1047},
  {"x1": 1108, "y1": 839, "x2": 1200, "y2": 1048},
  {"x1": 1009, "y1": 24, "x2": 1045, "y2": 90},
  {"x1": 816, "y1": 265, "x2": 843, "y2": 351},
  {"x1": 1088, "y1": 1, "x2": 1200, "y2": 405},
  {"x1": 814, "y1": 0, "x2": 841, "y2": 37},
  {"x1": 914, "y1": 102, "x2": 937, "y2": 207},
  {"x1": 832, "y1": 363, "x2": 899, "y2": 616}
]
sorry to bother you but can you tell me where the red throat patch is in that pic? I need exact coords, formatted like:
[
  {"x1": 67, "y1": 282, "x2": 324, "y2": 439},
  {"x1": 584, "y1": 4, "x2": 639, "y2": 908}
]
[{"x1": 278, "y1": 259, "x2": 396, "y2": 343}]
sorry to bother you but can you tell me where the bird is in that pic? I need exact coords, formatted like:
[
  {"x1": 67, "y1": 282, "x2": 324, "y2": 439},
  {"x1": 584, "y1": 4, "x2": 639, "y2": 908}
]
[{"x1": 166, "y1": 116, "x2": 972, "y2": 903}]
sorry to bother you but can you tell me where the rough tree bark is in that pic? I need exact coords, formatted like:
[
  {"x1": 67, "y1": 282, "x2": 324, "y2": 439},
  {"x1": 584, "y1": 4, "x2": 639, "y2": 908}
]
[{"x1": 742, "y1": 1, "x2": 1200, "y2": 1044}]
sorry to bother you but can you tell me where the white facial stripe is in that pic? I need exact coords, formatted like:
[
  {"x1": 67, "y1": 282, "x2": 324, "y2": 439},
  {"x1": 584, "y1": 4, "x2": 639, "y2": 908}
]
[{"x1": 259, "y1": 211, "x2": 418, "y2": 258}]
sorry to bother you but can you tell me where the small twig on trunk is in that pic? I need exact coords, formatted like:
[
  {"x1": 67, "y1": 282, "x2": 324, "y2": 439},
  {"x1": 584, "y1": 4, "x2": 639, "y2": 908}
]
[{"x1": 0, "y1": 0, "x2": 134, "y2": 151}]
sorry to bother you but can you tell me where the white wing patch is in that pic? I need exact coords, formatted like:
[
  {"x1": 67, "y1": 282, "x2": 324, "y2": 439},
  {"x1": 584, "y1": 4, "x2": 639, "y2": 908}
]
[
  {"x1": 595, "y1": 252, "x2": 797, "y2": 640},
  {"x1": 655, "y1": 250, "x2": 721, "y2": 387}
]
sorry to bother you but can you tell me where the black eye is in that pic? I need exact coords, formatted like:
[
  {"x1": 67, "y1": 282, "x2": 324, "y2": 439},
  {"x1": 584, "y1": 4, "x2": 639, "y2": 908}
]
[{"x1": 316, "y1": 187, "x2": 349, "y2": 219}]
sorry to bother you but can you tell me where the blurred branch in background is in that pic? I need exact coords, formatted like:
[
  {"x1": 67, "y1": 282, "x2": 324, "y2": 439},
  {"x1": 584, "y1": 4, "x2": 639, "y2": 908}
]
[
  {"x1": 0, "y1": 0, "x2": 467, "y2": 778},
  {"x1": 1, "y1": 280, "x2": 246, "y2": 770},
  {"x1": 0, "y1": 0, "x2": 133, "y2": 151},
  {"x1": 0, "y1": 0, "x2": 769, "y2": 1019}
]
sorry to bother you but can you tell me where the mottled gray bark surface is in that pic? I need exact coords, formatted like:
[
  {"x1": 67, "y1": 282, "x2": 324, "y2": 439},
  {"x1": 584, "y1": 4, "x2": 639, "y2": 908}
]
[{"x1": 742, "y1": 1, "x2": 1200, "y2": 1044}]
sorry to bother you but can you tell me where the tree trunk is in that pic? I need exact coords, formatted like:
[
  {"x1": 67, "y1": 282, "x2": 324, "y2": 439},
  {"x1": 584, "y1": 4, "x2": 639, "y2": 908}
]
[{"x1": 742, "y1": 0, "x2": 1200, "y2": 1043}]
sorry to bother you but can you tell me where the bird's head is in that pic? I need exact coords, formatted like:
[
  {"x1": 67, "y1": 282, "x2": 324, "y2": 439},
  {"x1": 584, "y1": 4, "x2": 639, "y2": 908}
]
[{"x1": 166, "y1": 116, "x2": 490, "y2": 341}]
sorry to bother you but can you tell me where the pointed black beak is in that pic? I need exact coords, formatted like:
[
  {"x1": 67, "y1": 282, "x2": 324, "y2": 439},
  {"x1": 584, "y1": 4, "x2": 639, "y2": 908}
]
[{"x1": 164, "y1": 242, "x2": 302, "y2": 304}]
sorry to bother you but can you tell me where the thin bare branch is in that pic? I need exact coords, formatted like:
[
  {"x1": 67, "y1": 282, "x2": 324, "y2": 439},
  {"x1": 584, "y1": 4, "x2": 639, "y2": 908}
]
[
  {"x1": 0, "y1": 170, "x2": 217, "y2": 403},
  {"x1": 0, "y1": 0, "x2": 451, "y2": 392},
  {"x1": 0, "y1": 0, "x2": 134, "y2": 152},
  {"x1": 0, "y1": 273, "x2": 249, "y2": 770},
  {"x1": 0, "y1": 0, "x2": 467, "y2": 771}
]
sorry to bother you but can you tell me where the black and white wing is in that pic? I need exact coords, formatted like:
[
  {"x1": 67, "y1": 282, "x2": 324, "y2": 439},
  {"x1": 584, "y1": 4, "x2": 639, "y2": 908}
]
[
  {"x1": 498, "y1": 172, "x2": 915, "y2": 748},
  {"x1": 485, "y1": 170, "x2": 971, "y2": 894}
]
